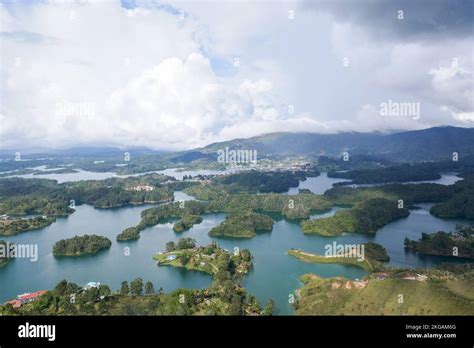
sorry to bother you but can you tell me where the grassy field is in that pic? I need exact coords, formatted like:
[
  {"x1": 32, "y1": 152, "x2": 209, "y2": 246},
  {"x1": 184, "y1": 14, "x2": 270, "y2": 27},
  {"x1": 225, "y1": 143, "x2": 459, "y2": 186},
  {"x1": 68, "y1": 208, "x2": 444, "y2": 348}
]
[
  {"x1": 153, "y1": 251, "x2": 217, "y2": 275},
  {"x1": 294, "y1": 272, "x2": 474, "y2": 315},
  {"x1": 288, "y1": 249, "x2": 373, "y2": 272}
]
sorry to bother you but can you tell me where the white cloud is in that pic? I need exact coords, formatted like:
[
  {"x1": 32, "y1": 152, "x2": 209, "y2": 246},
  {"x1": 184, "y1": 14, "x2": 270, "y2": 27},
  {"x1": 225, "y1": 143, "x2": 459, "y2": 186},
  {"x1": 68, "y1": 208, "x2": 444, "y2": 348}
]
[{"x1": 0, "y1": 0, "x2": 472, "y2": 151}]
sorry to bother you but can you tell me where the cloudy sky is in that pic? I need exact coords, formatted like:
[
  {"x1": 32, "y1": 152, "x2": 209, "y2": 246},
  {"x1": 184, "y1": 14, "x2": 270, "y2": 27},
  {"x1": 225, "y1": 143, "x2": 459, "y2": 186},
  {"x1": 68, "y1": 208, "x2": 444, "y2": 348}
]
[{"x1": 0, "y1": 0, "x2": 472, "y2": 150}]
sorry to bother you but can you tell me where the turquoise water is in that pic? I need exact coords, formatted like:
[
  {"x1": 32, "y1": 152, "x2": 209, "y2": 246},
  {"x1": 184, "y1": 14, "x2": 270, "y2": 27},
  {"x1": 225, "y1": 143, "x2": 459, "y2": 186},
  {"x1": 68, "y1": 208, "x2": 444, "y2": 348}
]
[
  {"x1": 5, "y1": 167, "x2": 236, "y2": 183},
  {"x1": 0, "y1": 171, "x2": 470, "y2": 314},
  {"x1": 287, "y1": 173, "x2": 461, "y2": 194},
  {"x1": 0, "y1": 192, "x2": 470, "y2": 314}
]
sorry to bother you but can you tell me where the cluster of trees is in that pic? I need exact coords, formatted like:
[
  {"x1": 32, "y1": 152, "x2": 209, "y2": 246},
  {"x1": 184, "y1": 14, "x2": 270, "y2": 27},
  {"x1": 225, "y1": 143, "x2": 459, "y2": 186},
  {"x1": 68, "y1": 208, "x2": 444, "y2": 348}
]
[
  {"x1": 0, "y1": 216, "x2": 55, "y2": 236},
  {"x1": 0, "y1": 271, "x2": 274, "y2": 316},
  {"x1": 165, "y1": 238, "x2": 197, "y2": 252},
  {"x1": 213, "y1": 170, "x2": 314, "y2": 194},
  {"x1": 430, "y1": 176, "x2": 474, "y2": 219},
  {"x1": 209, "y1": 212, "x2": 273, "y2": 238},
  {"x1": 67, "y1": 174, "x2": 174, "y2": 208},
  {"x1": 53, "y1": 234, "x2": 112, "y2": 256},
  {"x1": 364, "y1": 242, "x2": 390, "y2": 262},
  {"x1": 119, "y1": 278, "x2": 157, "y2": 296},
  {"x1": 404, "y1": 225, "x2": 474, "y2": 259},
  {"x1": 301, "y1": 198, "x2": 409, "y2": 236},
  {"x1": 0, "y1": 175, "x2": 176, "y2": 218},
  {"x1": 0, "y1": 178, "x2": 74, "y2": 216},
  {"x1": 324, "y1": 182, "x2": 453, "y2": 206},
  {"x1": 172, "y1": 215, "x2": 203, "y2": 233},
  {"x1": 328, "y1": 164, "x2": 441, "y2": 185}
]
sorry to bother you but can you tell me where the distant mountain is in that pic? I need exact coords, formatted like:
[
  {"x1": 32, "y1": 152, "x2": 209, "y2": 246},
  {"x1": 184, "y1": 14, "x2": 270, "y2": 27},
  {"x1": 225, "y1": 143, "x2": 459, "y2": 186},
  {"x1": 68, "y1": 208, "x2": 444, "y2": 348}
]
[{"x1": 190, "y1": 127, "x2": 474, "y2": 162}]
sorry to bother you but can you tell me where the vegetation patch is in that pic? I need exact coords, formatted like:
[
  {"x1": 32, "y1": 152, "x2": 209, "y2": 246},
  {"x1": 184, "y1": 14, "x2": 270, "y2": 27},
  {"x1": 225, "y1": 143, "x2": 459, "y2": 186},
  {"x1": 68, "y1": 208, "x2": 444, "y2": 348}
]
[
  {"x1": 294, "y1": 266, "x2": 474, "y2": 315},
  {"x1": 53, "y1": 234, "x2": 112, "y2": 256},
  {"x1": 0, "y1": 216, "x2": 55, "y2": 236},
  {"x1": 208, "y1": 212, "x2": 273, "y2": 238},
  {"x1": 404, "y1": 225, "x2": 474, "y2": 259},
  {"x1": 301, "y1": 198, "x2": 409, "y2": 236},
  {"x1": 172, "y1": 215, "x2": 203, "y2": 233}
]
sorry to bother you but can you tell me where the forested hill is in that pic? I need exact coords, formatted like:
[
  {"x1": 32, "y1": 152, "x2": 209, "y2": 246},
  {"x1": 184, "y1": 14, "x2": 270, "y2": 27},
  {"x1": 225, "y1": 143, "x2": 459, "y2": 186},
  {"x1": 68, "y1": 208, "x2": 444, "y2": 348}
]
[{"x1": 191, "y1": 127, "x2": 474, "y2": 162}]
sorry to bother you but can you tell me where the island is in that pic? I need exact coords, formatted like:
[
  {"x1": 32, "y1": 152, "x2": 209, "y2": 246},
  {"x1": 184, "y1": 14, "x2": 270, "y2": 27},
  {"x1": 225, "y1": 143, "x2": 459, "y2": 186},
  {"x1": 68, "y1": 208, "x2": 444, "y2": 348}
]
[
  {"x1": 404, "y1": 225, "x2": 474, "y2": 259},
  {"x1": 328, "y1": 164, "x2": 441, "y2": 185},
  {"x1": 208, "y1": 212, "x2": 273, "y2": 238},
  {"x1": 288, "y1": 242, "x2": 390, "y2": 272},
  {"x1": 301, "y1": 198, "x2": 409, "y2": 236},
  {"x1": 0, "y1": 216, "x2": 56, "y2": 236},
  {"x1": 53, "y1": 235, "x2": 112, "y2": 256},
  {"x1": 172, "y1": 214, "x2": 203, "y2": 233},
  {"x1": 153, "y1": 238, "x2": 253, "y2": 275}
]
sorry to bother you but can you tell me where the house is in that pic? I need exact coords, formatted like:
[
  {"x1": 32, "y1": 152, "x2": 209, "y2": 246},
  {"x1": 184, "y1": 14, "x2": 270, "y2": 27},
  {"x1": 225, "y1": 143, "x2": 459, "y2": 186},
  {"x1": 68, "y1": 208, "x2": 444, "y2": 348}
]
[
  {"x1": 7, "y1": 290, "x2": 49, "y2": 308},
  {"x1": 416, "y1": 274, "x2": 428, "y2": 282},
  {"x1": 84, "y1": 282, "x2": 101, "y2": 290},
  {"x1": 166, "y1": 254, "x2": 177, "y2": 261},
  {"x1": 200, "y1": 261, "x2": 206, "y2": 267},
  {"x1": 0, "y1": 214, "x2": 9, "y2": 220},
  {"x1": 402, "y1": 276, "x2": 416, "y2": 281},
  {"x1": 7, "y1": 299, "x2": 22, "y2": 309}
]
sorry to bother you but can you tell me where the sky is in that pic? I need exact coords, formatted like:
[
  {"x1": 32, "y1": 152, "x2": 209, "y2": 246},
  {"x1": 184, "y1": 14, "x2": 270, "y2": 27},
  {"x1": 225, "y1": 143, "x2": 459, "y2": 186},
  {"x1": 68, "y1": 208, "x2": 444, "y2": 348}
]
[{"x1": 0, "y1": 0, "x2": 473, "y2": 150}]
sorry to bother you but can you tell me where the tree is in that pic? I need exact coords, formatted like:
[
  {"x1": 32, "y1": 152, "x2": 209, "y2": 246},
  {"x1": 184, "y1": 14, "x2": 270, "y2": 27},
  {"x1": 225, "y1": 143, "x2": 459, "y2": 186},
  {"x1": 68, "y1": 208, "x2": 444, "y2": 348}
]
[
  {"x1": 262, "y1": 299, "x2": 275, "y2": 316},
  {"x1": 84, "y1": 287, "x2": 99, "y2": 302},
  {"x1": 130, "y1": 278, "x2": 144, "y2": 296},
  {"x1": 230, "y1": 294, "x2": 242, "y2": 315},
  {"x1": 165, "y1": 241, "x2": 175, "y2": 252},
  {"x1": 145, "y1": 281, "x2": 155, "y2": 295},
  {"x1": 120, "y1": 281, "x2": 129, "y2": 296},
  {"x1": 54, "y1": 279, "x2": 68, "y2": 295},
  {"x1": 99, "y1": 285, "x2": 111, "y2": 297},
  {"x1": 176, "y1": 237, "x2": 196, "y2": 250},
  {"x1": 178, "y1": 253, "x2": 190, "y2": 265}
]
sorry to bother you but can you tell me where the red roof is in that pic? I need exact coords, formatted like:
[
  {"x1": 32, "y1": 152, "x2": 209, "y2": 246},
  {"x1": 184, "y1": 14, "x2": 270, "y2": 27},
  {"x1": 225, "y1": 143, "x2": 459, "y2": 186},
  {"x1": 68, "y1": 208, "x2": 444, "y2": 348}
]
[
  {"x1": 7, "y1": 299, "x2": 22, "y2": 308},
  {"x1": 18, "y1": 290, "x2": 48, "y2": 301}
]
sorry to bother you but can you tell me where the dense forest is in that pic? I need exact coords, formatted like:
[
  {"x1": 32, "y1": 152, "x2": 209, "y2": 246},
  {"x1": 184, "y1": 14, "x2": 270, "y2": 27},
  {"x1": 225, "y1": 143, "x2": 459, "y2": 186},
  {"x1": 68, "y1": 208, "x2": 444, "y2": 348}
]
[
  {"x1": 0, "y1": 216, "x2": 55, "y2": 236},
  {"x1": 172, "y1": 215, "x2": 203, "y2": 233},
  {"x1": 0, "y1": 175, "x2": 176, "y2": 217},
  {"x1": 208, "y1": 212, "x2": 273, "y2": 238},
  {"x1": 328, "y1": 164, "x2": 441, "y2": 185},
  {"x1": 165, "y1": 237, "x2": 197, "y2": 252},
  {"x1": 301, "y1": 198, "x2": 409, "y2": 236},
  {"x1": 404, "y1": 225, "x2": 474, "y2": 259},
  {"x1": 212, "y1": 169, "x2": 319, "y2": 194},
  {"x1": 53, "y1": 235, "x2": 112, "y2": 256},
  {"x1": 364, "y1": 242, "x2": 390, "y2": 262},
  {"x1": 430, "y1": 175, "x2": 474, "y2": 219}
]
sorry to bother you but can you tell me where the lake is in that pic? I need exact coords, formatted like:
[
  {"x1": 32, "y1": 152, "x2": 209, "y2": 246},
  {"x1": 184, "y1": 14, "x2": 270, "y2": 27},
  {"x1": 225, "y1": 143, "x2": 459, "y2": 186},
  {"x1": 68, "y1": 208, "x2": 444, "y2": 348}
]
[
  {"x1": 4, "y1": 167, "x2": 238, "y2": 183},
  {"x1": 287, "y1": 172, "x2": 462, "y2": 194},
  {"x1": 0, "y1": 190, "x2": 470, "y2": 314}
]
